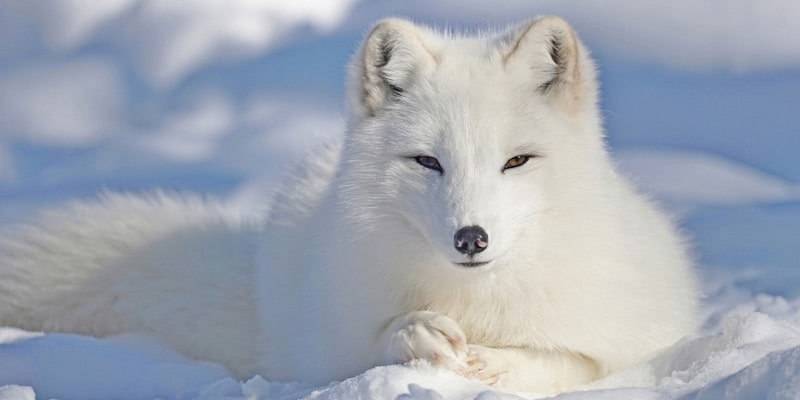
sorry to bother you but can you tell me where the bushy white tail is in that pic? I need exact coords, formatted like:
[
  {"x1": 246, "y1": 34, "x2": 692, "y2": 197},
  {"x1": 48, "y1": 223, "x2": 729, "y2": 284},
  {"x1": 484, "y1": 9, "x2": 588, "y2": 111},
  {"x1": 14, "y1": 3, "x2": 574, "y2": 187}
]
[{"x1": 0, "y1": 192, "x2": 262, "y2": 377}]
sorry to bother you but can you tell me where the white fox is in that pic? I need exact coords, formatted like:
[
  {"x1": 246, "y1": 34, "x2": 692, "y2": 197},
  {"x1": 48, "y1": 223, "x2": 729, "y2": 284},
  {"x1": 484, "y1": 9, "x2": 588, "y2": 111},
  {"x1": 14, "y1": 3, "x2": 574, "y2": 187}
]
[{"x1": 0, "y1": 17, "x2": 698, "y2": 395}]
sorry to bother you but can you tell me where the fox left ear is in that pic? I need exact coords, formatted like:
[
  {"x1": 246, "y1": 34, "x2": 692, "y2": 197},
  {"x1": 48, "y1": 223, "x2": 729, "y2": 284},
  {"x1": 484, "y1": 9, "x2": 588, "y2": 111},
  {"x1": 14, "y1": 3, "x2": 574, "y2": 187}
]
[
  {"x1": 349, "y1": 19, "x2": 438, "y2": 118},
  {"x1": 502, "y1": 17, "x2": 597, "y2": 113}
]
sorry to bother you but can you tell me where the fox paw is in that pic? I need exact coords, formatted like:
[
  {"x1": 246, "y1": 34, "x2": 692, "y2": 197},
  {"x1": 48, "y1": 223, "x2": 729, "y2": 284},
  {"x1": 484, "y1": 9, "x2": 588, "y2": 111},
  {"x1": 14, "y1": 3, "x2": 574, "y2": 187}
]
[
  {"x1": 386, "y1": 311, "x2": 469, "y2": 370},
  {"x1": 461, "y1": 345, "x2": 510, "y2": 386}
]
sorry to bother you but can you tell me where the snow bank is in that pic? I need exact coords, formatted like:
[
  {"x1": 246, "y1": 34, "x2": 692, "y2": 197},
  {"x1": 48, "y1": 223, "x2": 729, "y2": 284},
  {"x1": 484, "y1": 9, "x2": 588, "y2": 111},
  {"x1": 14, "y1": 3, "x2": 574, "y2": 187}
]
[
  {"x1": 194, "y1": 306, "x2": 800, "y2": 400},
  {"x1": 617, "y1": 149, "x2": 800, "y2": 206},
  {"x1": 12, "y1": 0, "x2": 360, "y2": 87},
  {"x1": 2, "y1": 270, "x2": 799, "y2": 400},
  {"x1": 575, "y1": 313, "x2": 800, "y2": 399},
  {"x1": 0, "y1": 332, "x2": 229, "y2": 400},
  {"x1": 0, "y1": 385, "x2": 34, "y2": 400},
  {"x1": 0, "y1": 57, "x2": 124, "y2": 147}
]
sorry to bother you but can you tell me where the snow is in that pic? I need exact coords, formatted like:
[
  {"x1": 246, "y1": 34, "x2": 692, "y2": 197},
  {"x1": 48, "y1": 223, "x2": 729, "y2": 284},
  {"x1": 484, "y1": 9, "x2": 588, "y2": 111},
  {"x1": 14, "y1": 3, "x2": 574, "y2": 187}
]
[
  {"x1": 545, "y1": 1, "x2": 800, "y2": 72},
  {"x1": 617, "y1": 149, "x2": 800, "y2": 207},
  {"x1": 139, "y1": 93, "x2": 236, "y2": 163},
  {"x1": 0, "y1": 57, "x2": 124, "y2": 147},
  {"x1": 220, "y1": 309, "x2": 800, "y2": 400},
  {"x1": 0, "y1": 385, "x2": 34, "y2": 400},
  {"x1": 2, "y1": 288, "x2": 800, "y2": 399},
  {"x1": 0, "y1": 333, "x2": 229, "y2": 400},
  {"x1": 0, "y1": 1, "x2": 798, "y2": 399}
]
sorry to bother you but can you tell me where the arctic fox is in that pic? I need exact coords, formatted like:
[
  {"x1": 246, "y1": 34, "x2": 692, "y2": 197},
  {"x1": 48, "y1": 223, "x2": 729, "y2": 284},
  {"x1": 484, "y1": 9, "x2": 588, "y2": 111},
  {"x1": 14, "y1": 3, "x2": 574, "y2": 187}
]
[{"x1": 0, "y1": 17, "x2": 698, "y2": 394}]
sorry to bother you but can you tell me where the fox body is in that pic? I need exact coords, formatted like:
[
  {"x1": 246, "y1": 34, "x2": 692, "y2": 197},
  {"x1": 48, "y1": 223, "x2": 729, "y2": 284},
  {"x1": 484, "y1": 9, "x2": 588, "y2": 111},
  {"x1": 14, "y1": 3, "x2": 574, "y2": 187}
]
[{"x1": 0, "y1": 17, "x2": 697, "y2": 394}]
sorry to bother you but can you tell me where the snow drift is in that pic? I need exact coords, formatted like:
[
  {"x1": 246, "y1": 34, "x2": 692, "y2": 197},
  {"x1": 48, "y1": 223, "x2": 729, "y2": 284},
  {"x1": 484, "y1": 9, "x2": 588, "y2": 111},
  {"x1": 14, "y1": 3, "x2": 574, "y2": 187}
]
[{"x1": 1, "y1": 269, "x2": 800, "y2": 399}]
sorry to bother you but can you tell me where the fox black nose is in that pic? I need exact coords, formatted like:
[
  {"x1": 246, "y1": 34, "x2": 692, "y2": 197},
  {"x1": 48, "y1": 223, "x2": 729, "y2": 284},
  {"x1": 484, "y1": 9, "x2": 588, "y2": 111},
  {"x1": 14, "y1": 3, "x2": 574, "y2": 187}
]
[{"x1": 454, "y1": 226, "x2": 489, "y2": 256}]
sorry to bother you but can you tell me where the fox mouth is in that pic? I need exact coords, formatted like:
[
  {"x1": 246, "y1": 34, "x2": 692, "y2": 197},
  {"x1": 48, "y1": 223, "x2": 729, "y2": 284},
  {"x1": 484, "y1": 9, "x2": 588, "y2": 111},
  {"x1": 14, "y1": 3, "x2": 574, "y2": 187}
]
[{"x1": 454, "y1": 261, "x2": 491, "y2": 268}]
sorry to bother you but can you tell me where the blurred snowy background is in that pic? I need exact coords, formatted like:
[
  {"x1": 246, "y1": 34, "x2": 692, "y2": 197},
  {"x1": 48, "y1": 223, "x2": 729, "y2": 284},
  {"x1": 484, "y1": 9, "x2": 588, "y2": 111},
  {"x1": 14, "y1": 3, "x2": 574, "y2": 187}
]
[
  {"x1": 1, "y1": 1, "x2": 798, "y2": 274},
  {"x1": 0, "y1": 1, "x2": 799, "y2": 399}
]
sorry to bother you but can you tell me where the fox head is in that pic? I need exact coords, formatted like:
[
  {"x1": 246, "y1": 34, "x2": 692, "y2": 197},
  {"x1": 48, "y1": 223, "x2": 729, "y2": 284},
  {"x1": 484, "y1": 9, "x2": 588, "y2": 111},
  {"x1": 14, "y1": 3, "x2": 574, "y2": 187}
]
[{"x1": 339, "y1": 17, "x2": 607, "y2": 274}]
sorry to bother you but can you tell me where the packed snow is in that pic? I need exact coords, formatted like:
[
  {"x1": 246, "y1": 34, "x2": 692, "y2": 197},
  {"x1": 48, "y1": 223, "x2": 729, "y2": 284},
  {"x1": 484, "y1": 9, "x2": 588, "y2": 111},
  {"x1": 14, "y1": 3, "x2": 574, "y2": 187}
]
[
  {"x1": 2, "y1": 267, "x2": 800, "y2": 399},
  {"x1": 0, "y1": 1, "x2": 798, "y2": 399}
]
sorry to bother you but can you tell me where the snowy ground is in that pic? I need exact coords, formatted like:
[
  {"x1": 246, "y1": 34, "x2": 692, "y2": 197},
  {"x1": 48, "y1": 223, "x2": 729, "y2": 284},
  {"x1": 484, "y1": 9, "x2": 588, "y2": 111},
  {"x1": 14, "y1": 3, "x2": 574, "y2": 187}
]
[{"x1": 1, "y1": 1, "x2": 799, "y2": 399}]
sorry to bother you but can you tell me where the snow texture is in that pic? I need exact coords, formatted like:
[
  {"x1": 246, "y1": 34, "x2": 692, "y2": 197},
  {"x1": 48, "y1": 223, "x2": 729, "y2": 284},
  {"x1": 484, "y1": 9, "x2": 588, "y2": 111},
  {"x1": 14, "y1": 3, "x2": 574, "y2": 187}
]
[
  {"x1": 1, "y1": 281, "x2": 799, "y2": 400},
  {"x1": 0, "y1": 1, "x2": 798, "y2": 399}
]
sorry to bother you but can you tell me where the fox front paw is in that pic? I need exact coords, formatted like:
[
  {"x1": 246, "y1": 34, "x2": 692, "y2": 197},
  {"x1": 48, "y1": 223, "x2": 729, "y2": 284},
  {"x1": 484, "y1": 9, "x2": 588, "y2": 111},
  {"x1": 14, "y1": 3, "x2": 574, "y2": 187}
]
[
  {"x1": 462, "y1": 345, "x2": 510, "y2": 386},
  {"x1": 385, "y1": 311, "x2": 469, "y2": 370}
]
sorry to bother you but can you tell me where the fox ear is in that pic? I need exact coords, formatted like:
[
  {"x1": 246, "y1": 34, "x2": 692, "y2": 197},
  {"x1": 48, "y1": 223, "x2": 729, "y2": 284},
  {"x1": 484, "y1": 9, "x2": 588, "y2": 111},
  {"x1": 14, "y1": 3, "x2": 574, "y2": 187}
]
[
  {"x1": 352, "y1": 19, "x2": 437, "y2": 117},
  {"x1": 502, "y1": 17, "x2": 595, "y2": 112}
]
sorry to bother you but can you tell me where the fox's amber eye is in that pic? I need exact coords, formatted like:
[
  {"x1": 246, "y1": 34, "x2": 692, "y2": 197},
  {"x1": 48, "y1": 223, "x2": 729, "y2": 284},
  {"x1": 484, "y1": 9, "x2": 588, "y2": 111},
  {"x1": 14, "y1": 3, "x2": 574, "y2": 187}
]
[
  {"x1": 414, "y1": 156, "x2": 443, "y2": 174},
  {"x1": 503, "y1": 155, "x2": 532, "y2": 171}
]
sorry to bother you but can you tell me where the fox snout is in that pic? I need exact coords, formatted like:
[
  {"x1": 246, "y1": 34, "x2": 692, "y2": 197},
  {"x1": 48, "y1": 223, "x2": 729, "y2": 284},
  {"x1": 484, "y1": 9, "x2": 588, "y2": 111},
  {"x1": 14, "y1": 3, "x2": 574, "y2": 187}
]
[{"x1": 453, "y1": 225, "x2": 489, "y2": 256}]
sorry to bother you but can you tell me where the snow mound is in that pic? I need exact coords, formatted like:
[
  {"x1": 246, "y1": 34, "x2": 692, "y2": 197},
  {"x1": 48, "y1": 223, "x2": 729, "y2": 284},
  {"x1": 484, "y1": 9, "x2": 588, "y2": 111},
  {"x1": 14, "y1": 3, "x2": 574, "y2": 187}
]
[
  {"x1": 574, "y1": 313, "x2": 800, "y2": 399},
  {"x1": 196, "y1": 363, "x2": 503, "y2": 400},
  {"x1": 0, "y1": 385, "x2": 34, "y2": 400},
  {"x1": 0, "y1": 332, "x2": 229, "y2": 400},
  {"x1": 2, "y1": 274, "x2": 800, "y2": 400},
  {"x1": 617, "y1": 149, "x2": 800, "y2": 206}
]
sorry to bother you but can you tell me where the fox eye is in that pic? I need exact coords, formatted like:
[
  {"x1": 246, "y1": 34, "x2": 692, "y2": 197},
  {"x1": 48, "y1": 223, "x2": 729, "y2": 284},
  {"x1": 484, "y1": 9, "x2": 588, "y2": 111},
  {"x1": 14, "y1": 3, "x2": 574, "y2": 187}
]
[
  {"x1": 414, "y1": 156, "x2": 444, "y2": 174},
  {"x1": 503, "y1": 155, "x2": 533, "y2": 171}
]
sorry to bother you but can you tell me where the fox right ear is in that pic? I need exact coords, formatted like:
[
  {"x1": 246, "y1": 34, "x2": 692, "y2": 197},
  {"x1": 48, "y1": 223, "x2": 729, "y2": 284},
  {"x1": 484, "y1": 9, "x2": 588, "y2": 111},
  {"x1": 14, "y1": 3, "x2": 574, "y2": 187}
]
[
  {"x1": 352, "y1": 19, "x2": 437, "y2": 117},
  {"x1": 501, "y1": 17, "x2": 597, "y2": 114}
]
